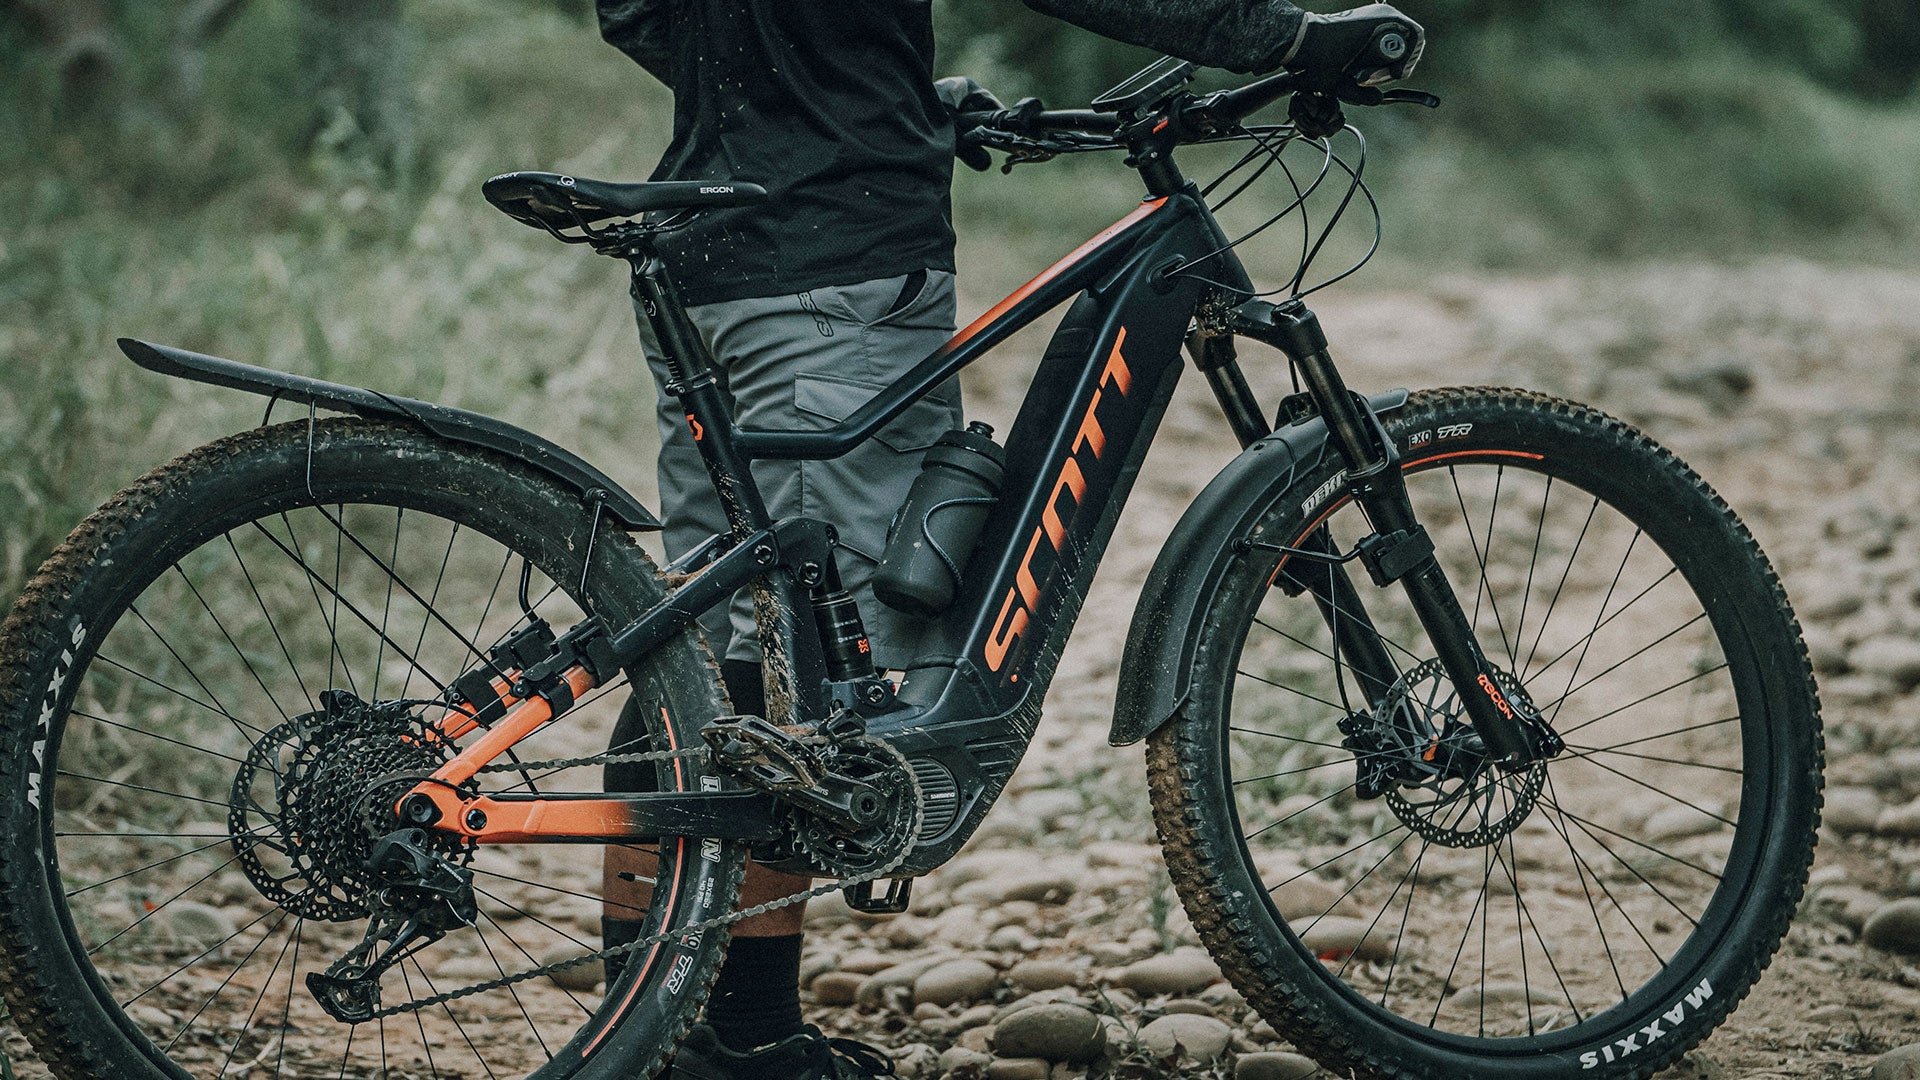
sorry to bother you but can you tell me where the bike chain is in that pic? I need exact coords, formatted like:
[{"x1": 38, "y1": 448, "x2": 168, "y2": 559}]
[{"x1": 358, "y1": 742, "x2": 910, "y2": 1020}]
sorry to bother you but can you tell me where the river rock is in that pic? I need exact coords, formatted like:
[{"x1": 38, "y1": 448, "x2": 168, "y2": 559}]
[
  {"x1": 1007, "y1": 959, "x2": 1080, "y2": 992},
  {"x1": 1236, "y1": 1051, "x2": 1323, "y2": 1080},
  {"x1": 1441, "y1": 981, "x2": 1563, "y2": 1013},
  {"x1": 1019, "y1": 788, "x2": 1085, "y2": 825},
  {"x1": 915, "y1": 957, "x2": 1000, "y2": 1006},
  {"x1": 840, "y1": 950, "x2": 900, "y2": 975},
  {"x1": 1826, "y1": 786, "x2": 1885, "y2": 835},
  {"x1": 1161, "y1": 998, "x2": 1216, "y2": 1017},
  {"x1": 858, "y1": 954, "x2": 954, "y2": 1007},
  {"x1": 991, "y1": 1002, "x2": 1107, "y2": 1062},
  {"x1": 812, "y1": 971, "x2": 865, "y2": 1006},
  {"x1": 1852, "y1": 637, "x2": 1920, "y2": 691},
  {"x1": 1879, "y1": 798, "x2": 1920, "y2": 839},
  {"x1": 1268, "y1": 874, "x2": 1348, "y2": 921},
  {"x1": 1874, "y1": 1043, "x2": 1920, "y2": 1080},
  {"x1": 958, "y1": 1003, "x2": 999, "y2": 1028},
  {"x1": 1199, "y1": 982, "x2": 1247, "y2": 1011},
  {"x1": 1292, "y1": 916, "x2": 1393, "y2": 962},
  {"x1": 893, "y1": 1042, "x2": 939, "y2": 1079},
  {"x1": 540, "y1": 947, "x2": 602, "y2": 992},
  {"x1": 800, "y1": 950, "x2": 840, "y2": 987},
  {"x1": 967, "y1": 870, "x2": 1076, "y2": 905},
  {"x1": 986, "y1": 1059, "x2": 1051, "y2": 1080},
  {"x1": 1644, "y1": 803, "x2": 1724, "y2": 843},
  {"x1": 1863, "y1": 898, "x2": 1920, "y2": 954},
  {"x1": 1114, "y1": 948, "x2": 1221, "y2": 995},
  {"x1": 157, "y1": 901, "x2": 236, "y2": 950},
  {"x1": 1137, "y1": 1013, "x2": 1234, "y2": 1063},
  {"x1": 940, "y1": 1046, "x2": 993, "y2": 1074},
  {"x1": 1086, "y1": 841, "x2": 1160, "y2": 868},
  {"x1": 990, "y1": 925, "x2": 1039, "y2": 952}
]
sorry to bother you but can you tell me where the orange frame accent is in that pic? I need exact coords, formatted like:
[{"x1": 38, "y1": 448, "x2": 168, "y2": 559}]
[{"x1": 938, "y1": 197, "x2": 1167, "y2": 355}]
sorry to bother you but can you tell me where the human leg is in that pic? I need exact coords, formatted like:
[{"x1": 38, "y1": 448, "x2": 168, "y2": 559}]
[{"x1": 611, "y1": 271, "x2": 958, "y2": 1070}]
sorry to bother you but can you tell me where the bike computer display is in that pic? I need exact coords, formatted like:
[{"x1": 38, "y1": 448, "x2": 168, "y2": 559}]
[{"x1": 1090, "y1": 56, "x2": 1196, "y2": 114}]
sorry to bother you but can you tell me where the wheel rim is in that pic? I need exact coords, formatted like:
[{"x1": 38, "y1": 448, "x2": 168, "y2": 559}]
[
  {"x1": 43, "y1": 485, "x2": 705, "y2": 1079},
  {"x1": 1220, "y1": 448, "x2": 1769, "y2": 1048}
]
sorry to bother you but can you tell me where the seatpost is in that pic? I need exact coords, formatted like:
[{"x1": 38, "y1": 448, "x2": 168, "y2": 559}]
[
  {"x1": 626, "y1": 246, "x2": 771, "y2": 534},
  {"x1": 624, "y1": 241, "x2": 828, "y2": 725},
  {"x1": 1233, "y1": 298, "x2": 1543, "y2": 766}
]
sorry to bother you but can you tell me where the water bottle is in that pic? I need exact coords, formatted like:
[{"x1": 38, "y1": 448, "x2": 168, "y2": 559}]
[{"x1": 874, "y1": 422, "x2": 1006, "y2": 616}]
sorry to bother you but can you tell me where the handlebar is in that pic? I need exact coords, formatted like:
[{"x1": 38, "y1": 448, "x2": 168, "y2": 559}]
[{"x1": 954, "y1": 68, "x2": 1436, "y2": 167}]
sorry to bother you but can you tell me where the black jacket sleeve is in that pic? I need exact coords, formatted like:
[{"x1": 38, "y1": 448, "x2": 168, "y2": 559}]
[
  {"x1": 1021, "y1": 0, "x2": 1308, "y2": 75},
  {"x1": 596, "y1": 0, "x2": 675, "y2": 87}
]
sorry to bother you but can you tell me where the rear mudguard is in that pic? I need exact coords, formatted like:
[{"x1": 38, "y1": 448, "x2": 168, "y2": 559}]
[
  {"x1": 118, "y1": 338, "x2": 661, "y2": 531},
  {"x1": 1108, "y1": 388, "x2": 1408, "y2": 746}
]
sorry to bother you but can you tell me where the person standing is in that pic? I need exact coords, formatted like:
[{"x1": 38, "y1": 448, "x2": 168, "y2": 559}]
[{"x1": 591, "y1": 3, "x2": 1426, "y2": 1077}]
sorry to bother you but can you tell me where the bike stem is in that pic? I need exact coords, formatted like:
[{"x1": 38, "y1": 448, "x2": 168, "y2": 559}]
[{"x1": 1230, "y1": 298, "x2": 1543, "y2": 766}]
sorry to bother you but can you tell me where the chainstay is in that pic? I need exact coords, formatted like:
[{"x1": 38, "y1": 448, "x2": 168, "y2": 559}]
[{"x1": 363, "y1": 745, "x2": 910, "y2": 1020}]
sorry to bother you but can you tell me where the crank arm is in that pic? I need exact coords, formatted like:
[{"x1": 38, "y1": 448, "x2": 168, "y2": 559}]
[{"x1": 438, "y1": 790, "x2": 783, "y2": 844}]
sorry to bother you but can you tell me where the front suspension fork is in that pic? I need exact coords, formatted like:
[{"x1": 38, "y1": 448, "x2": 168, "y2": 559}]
[{"x1": 1215, "y1": 301, "x2": 1546, "y2": 766}]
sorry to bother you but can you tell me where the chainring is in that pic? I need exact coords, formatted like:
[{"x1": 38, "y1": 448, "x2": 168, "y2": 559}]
[
  {"x1": 781, "y1": 735, "x2": 922, "y2": 879},
  {"x1": 228, "y1": 690, "x2": 473, "y2": 922}
]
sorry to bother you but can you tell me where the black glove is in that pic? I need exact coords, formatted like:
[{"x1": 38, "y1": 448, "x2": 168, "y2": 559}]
[
  {"x1": 934, "y1": 75, "x2": 1005, "y2": 172},
  {"x1": 1282, "y1": 4, "x2": 1426, "y2": 94}
]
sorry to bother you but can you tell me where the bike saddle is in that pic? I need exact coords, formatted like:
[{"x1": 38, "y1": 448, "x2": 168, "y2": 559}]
[{"x1": 482, "y1": 171, "x2": 768, "y2": 232}]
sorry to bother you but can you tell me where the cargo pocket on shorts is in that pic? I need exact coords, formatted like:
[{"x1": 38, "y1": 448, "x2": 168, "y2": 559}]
[{"x1": 792, "y1": 373, "x2": 960, "y2": 563}]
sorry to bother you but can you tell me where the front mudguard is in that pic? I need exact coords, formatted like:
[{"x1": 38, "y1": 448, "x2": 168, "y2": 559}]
[{"x1": 1108, "y1": 389, "x2": 1407, "y2": 746}]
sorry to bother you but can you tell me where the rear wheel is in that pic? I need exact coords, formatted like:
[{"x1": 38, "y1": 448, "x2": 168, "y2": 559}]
[
  {"x1": 1148, "y1": 388, "x2": 1821, "y2": 1079},
  {"x1": 0, "y1": 419, "x2": 744, "y2": 1079}
]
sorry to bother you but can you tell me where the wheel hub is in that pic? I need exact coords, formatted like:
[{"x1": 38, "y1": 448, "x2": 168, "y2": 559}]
[{"x1": 1343, "y1": 659, "x2": 1550, "y2": 849}]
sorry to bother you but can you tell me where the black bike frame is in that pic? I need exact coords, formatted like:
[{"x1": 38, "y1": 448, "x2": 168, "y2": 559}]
[
  {"x1": 607, "y1": 184, "x2": 1251, "y2": 871},
  {"x1": 421, "y1": 126, "x2": 1537, "y2": 875}
]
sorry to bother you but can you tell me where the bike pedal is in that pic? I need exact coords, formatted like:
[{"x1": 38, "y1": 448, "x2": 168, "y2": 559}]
[
  {"x1": 842, "y1": 878, "x2": 913, "y2": 915},
  {"x1": 702, "y1": 714, "x2": 824, "y2": 791}
]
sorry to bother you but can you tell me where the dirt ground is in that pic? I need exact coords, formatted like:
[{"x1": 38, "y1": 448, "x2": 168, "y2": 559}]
[{"x1": 4, "y1": 261, "x2": 1920, "y2": 1078}]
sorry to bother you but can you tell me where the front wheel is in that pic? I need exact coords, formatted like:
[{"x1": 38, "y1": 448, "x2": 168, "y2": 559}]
[
  {"x1": 1148, "y1": 388, "x2": 1821, "y2": 1079},
  {"x1": 0, "y1": 419, "x2": 745, "y2": 1080}
]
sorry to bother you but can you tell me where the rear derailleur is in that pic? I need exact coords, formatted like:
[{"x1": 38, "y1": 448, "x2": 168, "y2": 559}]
[{"x1": 307, "y1": 828, "x2": 478, "y2": 1023}]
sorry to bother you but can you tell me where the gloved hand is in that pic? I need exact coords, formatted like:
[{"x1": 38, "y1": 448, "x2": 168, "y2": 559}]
[
  {"x1": 1282, "y1": 4, "x2": 1426, "y2": 94},
  {"x1": 934, "y1": 75, "x2": 1005, "y2": 172}
]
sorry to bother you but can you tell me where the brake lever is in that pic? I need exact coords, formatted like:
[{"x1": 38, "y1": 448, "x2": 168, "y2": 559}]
[
  {"x1": 1336, "y1": 85, "x2": 1442, "y2": 109},
  {"x1": 992, "y1": 96, "x2": 1046, "y2": 133}
]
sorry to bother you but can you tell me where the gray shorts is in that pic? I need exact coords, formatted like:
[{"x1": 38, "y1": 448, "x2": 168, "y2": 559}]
[{"x1": 636, "y1": 270, "x2": 963, "y2": 668}]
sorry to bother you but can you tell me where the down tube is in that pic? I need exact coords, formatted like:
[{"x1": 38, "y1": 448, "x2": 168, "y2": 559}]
[{"x1": 950, "y1": 198, "x2": 1222, "y2": 711}]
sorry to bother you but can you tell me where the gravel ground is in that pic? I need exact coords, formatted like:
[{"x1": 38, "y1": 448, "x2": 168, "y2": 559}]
[{"x1": 4, "y1": 261, "x2": 1920, "y2": 1079}]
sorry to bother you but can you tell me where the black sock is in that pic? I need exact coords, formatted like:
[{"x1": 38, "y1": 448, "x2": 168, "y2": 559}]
[{"x1": 705, "y1": 933, "x2": 806, "y2": 1051}]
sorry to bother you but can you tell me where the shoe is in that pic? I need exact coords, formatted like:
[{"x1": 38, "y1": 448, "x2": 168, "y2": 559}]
[{"x1": 666, "y1": 1022, "x2": 895, "y2": 1079}]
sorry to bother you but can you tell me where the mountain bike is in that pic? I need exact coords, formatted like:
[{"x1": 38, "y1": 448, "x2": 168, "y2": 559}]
[{"x1": 0, "y1": 53, "x2": 1821, "y2": 1080}]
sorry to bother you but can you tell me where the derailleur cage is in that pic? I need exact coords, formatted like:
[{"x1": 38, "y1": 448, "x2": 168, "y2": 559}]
[{"x1": 307, "y1": 829, "x2": 478, "y2": 1024}]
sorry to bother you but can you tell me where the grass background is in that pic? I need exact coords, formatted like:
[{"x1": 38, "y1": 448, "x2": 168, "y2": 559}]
[{"x1": 2, "y1": 0, "x2": 1918, "y2": 597}]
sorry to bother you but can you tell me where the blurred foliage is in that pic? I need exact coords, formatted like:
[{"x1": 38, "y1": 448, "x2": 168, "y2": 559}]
[{"x1": 1, "y1": 0, "x2": 1918, "y2": 600}]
